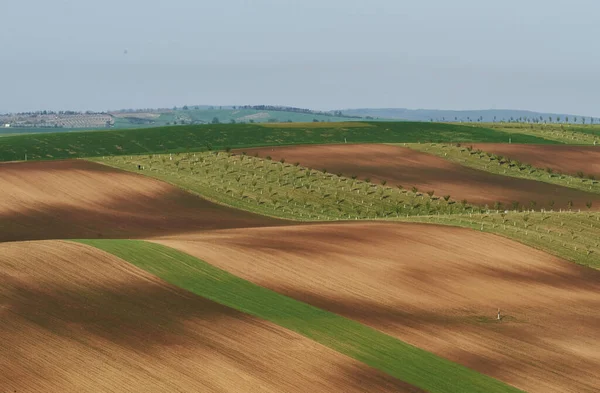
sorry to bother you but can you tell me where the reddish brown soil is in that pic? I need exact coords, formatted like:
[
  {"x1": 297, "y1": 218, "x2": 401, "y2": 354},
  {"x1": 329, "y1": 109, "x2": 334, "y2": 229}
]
[
  {"x1": 239, "y1": 144, "x2": 600, "y2": 210},
  {"x1": 472, "y1": 144, "x2": 600, "y2": 178},
  {"x1": 0, "y1": 240, "x2": 420, "y2": 393},
  {"x1": 0, "y1": 160, "x2": 282, "y2": 242},
  {"x1": 158, "y1": 222, "x2": 600, "y2": 393}
]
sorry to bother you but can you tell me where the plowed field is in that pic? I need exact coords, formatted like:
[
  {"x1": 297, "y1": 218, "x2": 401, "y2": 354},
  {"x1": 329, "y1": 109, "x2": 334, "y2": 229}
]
[
  {"x1": 471, "y1": 144, "x2": 600, "y2": 178},
  {"x1": 0, "y1": 160, "x2": 281, "y2": 242},
  {"x1": 0, "y1": 240, "x2": 420, "y2": 393},
  {"x1": 157, "y1": 222, "x2": 600, "y2": 393},
  {"x1": 239, "y1": 144, "x2": 600, "y2": 210}
]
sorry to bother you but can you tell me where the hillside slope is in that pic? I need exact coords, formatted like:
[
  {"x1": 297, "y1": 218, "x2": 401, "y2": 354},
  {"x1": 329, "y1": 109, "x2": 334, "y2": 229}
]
[
  {"x1": 157, "y1": 222, "x2": 600, "y2": 393},
  {"x1": 0, "y1": 160, "x2": 281, "y2": 242},
  {"x1": 0, "y1": 240, "x2": 417, "y2": 392},
  {"x1": 240, "y1": 144, "x2": 600, "y2": 210}
]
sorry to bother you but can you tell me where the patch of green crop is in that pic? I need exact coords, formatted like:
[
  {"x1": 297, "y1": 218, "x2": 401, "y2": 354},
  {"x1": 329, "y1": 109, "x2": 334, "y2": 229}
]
[
  {"x1": 90, "y1": 151, "x2": 477, "y2": 221},
  {"x1": 76, "y1": 239, "x2": 523, "y2": 393},
  {"x1": 406, "y1": 143, "x2": 600, "y2": 196},
  {"x1": 0, "y1": 121, "x2": 557, "y2": 162}
]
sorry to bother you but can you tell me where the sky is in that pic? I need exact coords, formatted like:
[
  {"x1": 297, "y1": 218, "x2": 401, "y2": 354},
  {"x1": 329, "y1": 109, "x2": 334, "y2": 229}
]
[{"x1": 2, "y1": 0, "x2": 599, "y2": 115}]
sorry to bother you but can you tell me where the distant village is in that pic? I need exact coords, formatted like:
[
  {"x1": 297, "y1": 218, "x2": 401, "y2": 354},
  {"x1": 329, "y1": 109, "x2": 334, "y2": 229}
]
[{"x1": 1, "y1": 111, "x2": 114, "y2": 129}]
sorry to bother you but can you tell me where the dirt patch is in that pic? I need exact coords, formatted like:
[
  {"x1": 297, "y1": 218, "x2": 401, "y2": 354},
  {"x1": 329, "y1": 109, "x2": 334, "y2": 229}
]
[
  {"x1": 472, "y1": 144, "x2": 600, "y2": 178},
  {"x1": 238, "y1": 144, "x2": 600, "y2": 210},
  {"x1": 0, "y1": 240, "x2": 420, "y2": 393},
  {"x1": 157, "y1": 222, "x2": 600, "y2": 393},
  {"x1": 0, "y1": 160, "x2": 283, "y2": 242}
]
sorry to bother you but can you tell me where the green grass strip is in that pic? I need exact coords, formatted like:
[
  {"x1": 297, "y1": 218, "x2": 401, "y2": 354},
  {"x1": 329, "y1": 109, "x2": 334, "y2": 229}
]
[{"x1": 76, "y1": 239, "x2": 522, "y2": 393}]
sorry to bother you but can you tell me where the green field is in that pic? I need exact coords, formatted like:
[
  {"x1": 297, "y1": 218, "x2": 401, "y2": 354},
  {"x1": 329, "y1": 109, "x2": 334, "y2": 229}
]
[
  {"x1": 76, "y1": 239, "x2": 522, "y2": 393},
  {"x1": 406, "y1": 142, "x2": 600, "y2": 195},
  {"x1": 0, "y1": 121, "x2": 557, "y2": 162}
]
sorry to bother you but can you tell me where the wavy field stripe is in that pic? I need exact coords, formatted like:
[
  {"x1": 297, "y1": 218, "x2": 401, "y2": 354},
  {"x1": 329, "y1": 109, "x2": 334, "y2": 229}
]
[{"x1": 76, "y1": 239, "x2": 523, "y2": 393}]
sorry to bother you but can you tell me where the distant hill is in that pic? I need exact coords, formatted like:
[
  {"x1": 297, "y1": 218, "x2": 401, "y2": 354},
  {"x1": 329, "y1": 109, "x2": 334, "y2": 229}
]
[
  {"x1": 340, "y1": 108, "x2": 600, "y2": 124},
  {"x1": 0, "y1": 106, "x2": 363, "y2": 135},
  {"x1": 111, "y1": 105, "x2": 363, "y2": 128}
]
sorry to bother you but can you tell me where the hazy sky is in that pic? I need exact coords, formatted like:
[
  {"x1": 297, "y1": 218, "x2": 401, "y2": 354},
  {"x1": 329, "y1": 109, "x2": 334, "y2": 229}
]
[{"x1": 2, "y1": 0, "x2": 599, "y2": 115}]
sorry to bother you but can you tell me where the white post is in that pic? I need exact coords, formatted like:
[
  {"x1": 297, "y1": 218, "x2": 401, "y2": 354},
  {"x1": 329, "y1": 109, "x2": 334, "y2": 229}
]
[{"x1": 497, "y1": 309, "x2": 501, "y2": 320}]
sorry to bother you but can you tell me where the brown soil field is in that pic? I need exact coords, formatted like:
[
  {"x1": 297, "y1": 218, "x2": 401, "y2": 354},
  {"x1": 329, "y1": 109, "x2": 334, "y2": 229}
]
[
  {"x1": 0, "y1": 240, "x2": 420, "y2": 393},
  {"x1": 238, "y1": 144, "x2": 600, "y2": 210},
  {"x1": 157, "y1": 222, "x2": 600, "y2": 393},
  {"x1": 472, "y1": 144, "x2": 600, "y2": 178},
  {"x1": 0, "y1": 160, "x2": 281, "y2": 242}
]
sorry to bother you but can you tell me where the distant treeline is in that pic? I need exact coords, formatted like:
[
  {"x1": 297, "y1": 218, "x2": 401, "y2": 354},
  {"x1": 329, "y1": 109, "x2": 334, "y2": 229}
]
[
  {"x1": 2, "y1": 110, "x2": 107, "y2": 116},
  {"x1": 237, "y1": 105, "x2": 363, "y2": 119}
]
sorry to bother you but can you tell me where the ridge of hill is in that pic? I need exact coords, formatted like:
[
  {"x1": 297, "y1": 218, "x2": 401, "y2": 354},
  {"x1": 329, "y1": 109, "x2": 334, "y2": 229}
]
[{"x1": 342, "y1": 108, "x2": 600, "y2": 123}]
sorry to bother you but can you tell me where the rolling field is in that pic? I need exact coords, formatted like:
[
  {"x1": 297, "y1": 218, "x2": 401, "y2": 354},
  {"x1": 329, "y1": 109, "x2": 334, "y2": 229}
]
[
  {"x1": 78, "y1": 239, "x2": 521, "y2": 393},
  {"x1": 0, "y1": 121, "x2": 556, "y2": 162},
  {"x1": 407, "y1": 143, "x2": 600, "y2": 197},
  {"x1": 91, "y1": 146, "x2": 600, "y2": 270},
  {"x1": 470, "y1": 144, "x2": 600, "y2": 179},
  {"x1": 0, "y1": 160, "x2": 280, "y2": 242},
  {"x1": 481, "y1": 123, "x2": 600, "y2": 145},
  {"x1": 154, "y1": 223, "x2": 600, "y2": 393},
  {"x1": 3, "y1": 121, "x2": 600, "y2": 392},
  {"x1": 238, "y1": 144, "x2": 600, "y2": 210},
  {"x1": 93, "y1": 150, "x2": 477, "y2": 221},
  {"x1": 1, "y1": 240, "x2": 419, "y2": 393}
]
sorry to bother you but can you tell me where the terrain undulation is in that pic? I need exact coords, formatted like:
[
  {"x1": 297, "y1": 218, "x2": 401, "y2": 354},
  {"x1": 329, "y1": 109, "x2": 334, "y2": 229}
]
[{"x1": 2, "y1": 121, "x2": 600, "y2": 393}]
